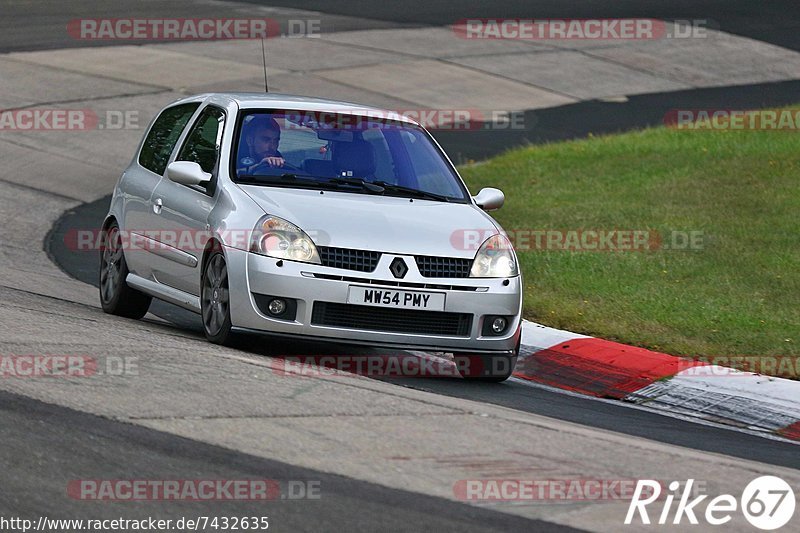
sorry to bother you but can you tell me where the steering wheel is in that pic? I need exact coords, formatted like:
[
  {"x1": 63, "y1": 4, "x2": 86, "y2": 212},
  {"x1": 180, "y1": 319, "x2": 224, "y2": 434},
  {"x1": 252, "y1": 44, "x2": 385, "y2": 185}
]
[{"x1": 248, "y1": 158, "x2": 301, "y2": 174}]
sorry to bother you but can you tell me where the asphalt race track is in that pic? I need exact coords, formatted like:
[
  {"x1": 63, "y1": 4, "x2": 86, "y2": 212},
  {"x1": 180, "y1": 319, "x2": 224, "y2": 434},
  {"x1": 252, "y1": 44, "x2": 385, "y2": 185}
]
[
  {"x1": 0, "y1": 390, "x2": 571, "y2": 532},
  {"x1": 7, "y1": 1, "x2": 799, "y2": 52},
  {"x1": 228, "y1": 0, "x2": 800, "y2": 51}
]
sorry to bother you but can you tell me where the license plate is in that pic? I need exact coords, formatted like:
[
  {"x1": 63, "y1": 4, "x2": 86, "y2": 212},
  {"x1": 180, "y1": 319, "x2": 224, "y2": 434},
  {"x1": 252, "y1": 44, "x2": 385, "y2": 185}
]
[{"x1": 347, "y1": 286, "x2": 445, "y2": 311}]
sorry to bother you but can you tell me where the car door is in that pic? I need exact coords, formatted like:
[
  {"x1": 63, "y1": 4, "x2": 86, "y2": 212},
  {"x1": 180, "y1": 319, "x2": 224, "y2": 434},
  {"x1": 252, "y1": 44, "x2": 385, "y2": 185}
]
[
  {"x1": 149, "y1": 104, "x2": 226, "y2": 296},
  {"x1": 122, "y1": 102, "x2": 200, "y2": 278}
]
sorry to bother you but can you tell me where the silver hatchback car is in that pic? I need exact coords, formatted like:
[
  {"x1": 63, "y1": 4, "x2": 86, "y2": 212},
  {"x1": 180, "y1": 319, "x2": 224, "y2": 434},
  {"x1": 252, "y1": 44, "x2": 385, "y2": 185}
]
[{"x1": 100, "y1": 93, "x2": 522, "y2": 380}]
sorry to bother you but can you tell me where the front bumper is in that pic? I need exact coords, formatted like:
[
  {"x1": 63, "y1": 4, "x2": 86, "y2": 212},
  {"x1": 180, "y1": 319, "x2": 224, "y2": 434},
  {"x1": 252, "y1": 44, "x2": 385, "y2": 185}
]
[{"x1": 226, "y1": 246, "x2": 522, "y2": 354}]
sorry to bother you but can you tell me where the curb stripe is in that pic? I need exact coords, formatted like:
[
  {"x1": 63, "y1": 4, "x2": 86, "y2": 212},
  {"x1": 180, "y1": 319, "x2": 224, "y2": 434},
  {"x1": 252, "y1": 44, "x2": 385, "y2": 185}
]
[
  {"x1": 627, "y1": 380, "x2": 800, "y2": 434},
  {"x1": 517, "y1": 320, "x2": 800, "y2": 441},
  {"x1": 516, "y1": 336, "x2": 703, "y2": 399},
  {"x1": 779, "y1": 421, "x2": 800, "y2": 440}
]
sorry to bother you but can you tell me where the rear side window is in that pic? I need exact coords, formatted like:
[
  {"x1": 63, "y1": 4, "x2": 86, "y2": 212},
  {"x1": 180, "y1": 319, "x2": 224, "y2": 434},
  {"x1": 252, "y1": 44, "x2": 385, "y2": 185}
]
[{"x1": 138, "y1": 103, "x2": 200, "y2": 175}]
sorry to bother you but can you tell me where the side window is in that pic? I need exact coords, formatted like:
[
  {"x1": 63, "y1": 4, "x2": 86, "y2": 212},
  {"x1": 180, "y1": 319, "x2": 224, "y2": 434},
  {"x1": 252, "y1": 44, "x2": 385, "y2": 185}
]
[
  {"x1": 177, "y1": 106, "x2": 225, "y2": 174},
  {"x1": 138, "y1": 103, "x2": 199, "y2": 175}
]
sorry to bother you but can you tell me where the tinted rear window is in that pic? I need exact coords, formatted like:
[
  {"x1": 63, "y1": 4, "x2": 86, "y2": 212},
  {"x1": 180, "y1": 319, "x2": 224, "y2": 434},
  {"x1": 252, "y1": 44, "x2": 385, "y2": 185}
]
[{"x1": 138, "y1": 103, "x2": 200, "y2": 175}]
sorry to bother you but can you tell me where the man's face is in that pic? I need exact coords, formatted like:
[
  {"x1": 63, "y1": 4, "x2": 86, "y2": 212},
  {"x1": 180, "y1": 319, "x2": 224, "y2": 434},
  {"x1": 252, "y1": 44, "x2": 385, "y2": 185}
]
[{"x1": 247, "y1": 126, "x2": 280, "y2": 159}]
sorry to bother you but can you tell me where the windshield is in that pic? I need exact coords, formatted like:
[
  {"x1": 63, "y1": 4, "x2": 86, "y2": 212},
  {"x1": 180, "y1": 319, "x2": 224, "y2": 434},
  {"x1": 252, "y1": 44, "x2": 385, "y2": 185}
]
[{"x1": 231, "y1": 110, "x2": 469, "y2": 202}]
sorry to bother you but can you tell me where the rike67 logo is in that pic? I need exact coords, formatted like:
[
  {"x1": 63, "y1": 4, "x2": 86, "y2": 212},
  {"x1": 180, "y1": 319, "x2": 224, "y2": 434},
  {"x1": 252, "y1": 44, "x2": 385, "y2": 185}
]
[{"x1": 626, "y1": 476, "x2": 796, "y2": 530}]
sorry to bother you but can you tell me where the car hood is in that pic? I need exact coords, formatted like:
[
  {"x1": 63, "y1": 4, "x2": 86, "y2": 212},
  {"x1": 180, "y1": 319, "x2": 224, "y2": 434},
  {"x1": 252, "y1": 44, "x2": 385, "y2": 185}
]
[{"x1": 238, "y1": 185, "x2": 501, "y2": 258}]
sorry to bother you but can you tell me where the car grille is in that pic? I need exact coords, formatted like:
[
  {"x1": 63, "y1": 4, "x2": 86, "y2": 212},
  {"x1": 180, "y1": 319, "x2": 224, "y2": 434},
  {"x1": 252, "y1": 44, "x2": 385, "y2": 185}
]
[
  {"x1": 318, "y1": 246, "x2": 381, "y2": 272},
  {"x1": 415, "y1": 255, "x2": 472, "y2": 278},
  {"x1": 311, "y1": 302, "x2": 473, "y2": 337}
]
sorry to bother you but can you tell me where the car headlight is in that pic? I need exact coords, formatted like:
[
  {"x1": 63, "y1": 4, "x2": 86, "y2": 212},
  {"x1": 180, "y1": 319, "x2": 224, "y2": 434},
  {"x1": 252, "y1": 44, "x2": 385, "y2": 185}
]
[
  {"x1": 250, "y1": 215, "x2": 321, "y2": 264},
  {"x1": 470, "y1": 234, "x2": 518, "y2": 278}
]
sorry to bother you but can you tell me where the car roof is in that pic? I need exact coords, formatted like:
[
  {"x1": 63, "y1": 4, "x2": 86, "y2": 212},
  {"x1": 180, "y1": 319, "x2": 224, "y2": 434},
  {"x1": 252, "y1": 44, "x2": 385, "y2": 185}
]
[{"x1": 174, "y1": 92, "x2": 420, "y2": 126}]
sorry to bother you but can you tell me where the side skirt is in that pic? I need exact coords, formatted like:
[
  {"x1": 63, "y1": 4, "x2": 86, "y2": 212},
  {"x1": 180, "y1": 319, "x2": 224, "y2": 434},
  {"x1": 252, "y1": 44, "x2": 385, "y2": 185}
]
[{"x1": 126, "y1": 274, "x2": 201, "y2": 314}]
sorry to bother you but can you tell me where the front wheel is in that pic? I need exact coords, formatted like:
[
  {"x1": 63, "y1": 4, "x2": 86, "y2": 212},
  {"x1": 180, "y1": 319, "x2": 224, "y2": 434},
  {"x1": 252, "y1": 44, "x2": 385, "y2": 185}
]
[
  {"x1": 454, "y1": 353, "x2": 518, "y2": 382},
  {"x1": 201, "y1": 251, "x2": 235, "y2": 345},
  {"x1": 99, "y1": 222, "x2": 152, "y2": 319}
]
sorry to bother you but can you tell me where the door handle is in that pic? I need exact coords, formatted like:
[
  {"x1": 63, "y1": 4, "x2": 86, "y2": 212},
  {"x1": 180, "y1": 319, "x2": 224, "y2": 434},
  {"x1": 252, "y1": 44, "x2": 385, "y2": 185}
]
[{"x1": 153, "y1": 198, "x2": 163, "y2": 214}]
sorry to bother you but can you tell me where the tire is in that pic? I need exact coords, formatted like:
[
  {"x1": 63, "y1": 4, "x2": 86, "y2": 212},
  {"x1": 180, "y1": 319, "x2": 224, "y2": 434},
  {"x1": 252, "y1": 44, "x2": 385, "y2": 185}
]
[
  {"x1": 454, "y1": 353, "x2": 518, "y2": 382},
  {"x1": 201, "y1": 251, "x2": 235, "y2": 345},
  {"x1": 99, "y1": 221, "x2": 152, "y2": 319}
]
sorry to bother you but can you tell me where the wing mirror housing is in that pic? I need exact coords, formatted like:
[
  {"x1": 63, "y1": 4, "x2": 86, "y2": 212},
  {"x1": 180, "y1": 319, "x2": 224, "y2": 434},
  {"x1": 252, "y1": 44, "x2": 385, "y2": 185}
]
[
  {"x1": 167, "y1": 161, "x2": 211, "y2": 187},
  {"x1": 473, "y1": 187, "x2": 505, "y2": 211}
]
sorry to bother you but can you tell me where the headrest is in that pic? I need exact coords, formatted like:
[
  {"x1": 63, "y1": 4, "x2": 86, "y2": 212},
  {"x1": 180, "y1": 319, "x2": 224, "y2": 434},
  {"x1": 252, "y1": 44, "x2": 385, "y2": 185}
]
[{"x1": 333, "y1": 140, "x2": 376, "y2": 177}]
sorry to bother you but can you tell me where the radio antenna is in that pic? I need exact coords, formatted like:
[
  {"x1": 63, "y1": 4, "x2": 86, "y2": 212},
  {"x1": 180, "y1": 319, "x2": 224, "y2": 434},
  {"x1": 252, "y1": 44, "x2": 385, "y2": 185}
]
[{"x1": 261, "y1": 38, "x2": 269, "y2": 93}]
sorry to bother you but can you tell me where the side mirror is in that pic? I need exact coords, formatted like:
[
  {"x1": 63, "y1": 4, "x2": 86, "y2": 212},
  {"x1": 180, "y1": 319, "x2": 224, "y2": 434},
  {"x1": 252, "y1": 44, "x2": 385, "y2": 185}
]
[
  {"x1": 166, "y1": 161, "x2": 211, "y2": 187},
  {"x1": 473, "y1": 187, "x2": 505, "y2": 211}
]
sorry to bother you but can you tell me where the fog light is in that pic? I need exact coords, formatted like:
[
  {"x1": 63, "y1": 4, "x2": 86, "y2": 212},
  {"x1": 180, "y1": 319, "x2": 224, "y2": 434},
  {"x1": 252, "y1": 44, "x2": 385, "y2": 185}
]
[
  {"x1": 268, "y1": 298, "x2": 287, "y2": 315},
  {"x1": 491, "y1": 317, "x2": 507, "y2": 334}
]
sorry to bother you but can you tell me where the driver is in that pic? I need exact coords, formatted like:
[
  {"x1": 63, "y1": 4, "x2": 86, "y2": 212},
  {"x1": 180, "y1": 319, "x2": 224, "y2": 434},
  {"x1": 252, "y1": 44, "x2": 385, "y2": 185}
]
[{"x1": 238, "y1": 115, "x2": 285, "y2": 174}]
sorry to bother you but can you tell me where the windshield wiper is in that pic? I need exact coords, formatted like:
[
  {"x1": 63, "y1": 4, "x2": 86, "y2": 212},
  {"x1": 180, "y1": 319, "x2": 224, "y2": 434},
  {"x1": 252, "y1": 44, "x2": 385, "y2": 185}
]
[
  {"x1": 240, "y1": 175, "x2": 444, "y2": 200},
  {"x1": 237, "y1": 172, "x2": 298, "y2": 181},
  {"x1": 238, "y1": 173, "x2": 339, "y2": 190},
  {"x1": 329, "y1": 177, "x2": 385, "y2": 193},
  {"x1": 372, "y1": 181, "x2": 450, "y2": 202}
]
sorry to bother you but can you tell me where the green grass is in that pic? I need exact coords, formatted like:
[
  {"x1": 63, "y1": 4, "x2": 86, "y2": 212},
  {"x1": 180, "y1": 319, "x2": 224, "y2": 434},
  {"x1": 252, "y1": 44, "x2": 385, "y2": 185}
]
[{"x1": 458, "y1": 120, "x2": 800, "y2": 362}]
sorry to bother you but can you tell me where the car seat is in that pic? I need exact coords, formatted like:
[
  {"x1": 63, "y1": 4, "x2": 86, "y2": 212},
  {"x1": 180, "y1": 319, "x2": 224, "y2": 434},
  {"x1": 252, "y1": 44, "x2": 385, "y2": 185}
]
[{"x1": 332, "y1": 140, "x2": 377, "y2": 180}]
